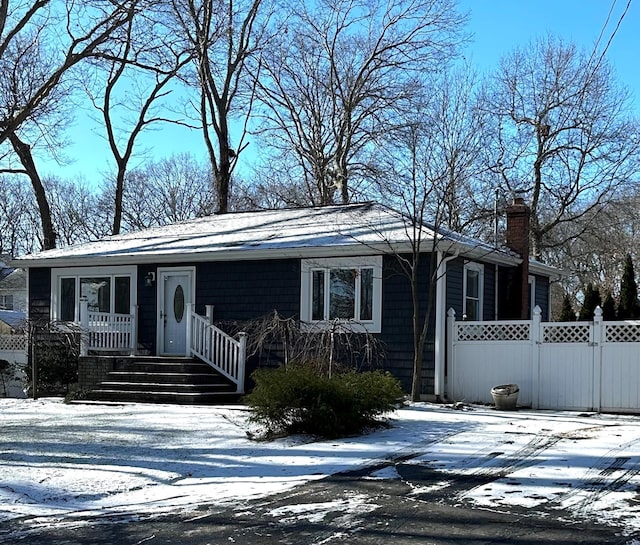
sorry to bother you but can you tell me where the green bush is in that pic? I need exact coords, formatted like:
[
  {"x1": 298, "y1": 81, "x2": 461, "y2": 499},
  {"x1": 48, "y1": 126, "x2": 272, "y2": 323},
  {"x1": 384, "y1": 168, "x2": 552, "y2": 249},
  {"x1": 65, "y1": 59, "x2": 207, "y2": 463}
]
[{"x1": 245, "y1": 364, "x2": 404, "y2": 439}]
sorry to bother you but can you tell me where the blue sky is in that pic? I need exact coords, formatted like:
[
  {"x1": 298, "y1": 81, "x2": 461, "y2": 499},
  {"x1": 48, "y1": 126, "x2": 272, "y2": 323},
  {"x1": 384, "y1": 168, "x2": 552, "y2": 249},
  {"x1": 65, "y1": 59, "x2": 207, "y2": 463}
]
[
  {"x1": 459, "y1": 0, "x2": 638, "y2": 84},
  {"x1": 38, "y1": 0, "x2": 639, "y2": 188}
]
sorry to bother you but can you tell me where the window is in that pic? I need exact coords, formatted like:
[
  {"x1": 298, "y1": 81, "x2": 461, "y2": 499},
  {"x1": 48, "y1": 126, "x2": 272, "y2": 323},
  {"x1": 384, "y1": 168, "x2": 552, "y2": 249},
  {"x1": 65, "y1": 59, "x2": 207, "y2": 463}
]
[
  {"x1": 52, "y1": 267, "x2": 136, "y2": 321},
  {"x1": 463, "y1": 262, "x2": 484, "y2": 321},
  {"x1": 301, "y1": 257, "x2": 382, "y2": 332},
  {"x1": 0, "y1": 294, "x2": 13, "y2": 310}
]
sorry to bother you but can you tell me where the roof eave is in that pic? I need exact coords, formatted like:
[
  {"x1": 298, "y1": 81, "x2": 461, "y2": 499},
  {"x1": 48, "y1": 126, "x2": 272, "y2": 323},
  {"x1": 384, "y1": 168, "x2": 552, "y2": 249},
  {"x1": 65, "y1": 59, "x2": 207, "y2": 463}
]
[{"x1": 15, "y1": 238, "x2": 530, "y2": 270}]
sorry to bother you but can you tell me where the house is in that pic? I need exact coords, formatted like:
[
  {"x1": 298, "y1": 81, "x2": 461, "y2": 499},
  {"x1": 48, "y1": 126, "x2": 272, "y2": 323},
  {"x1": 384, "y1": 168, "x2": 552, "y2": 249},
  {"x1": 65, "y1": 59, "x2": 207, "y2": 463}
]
[
  {"x1": 0, "y1": 258, "x2": 27, "y2": 337},
  {"x1": 13, "y1": 201, "x2": 557, "y2": 401},
  {"x1": 0, "y1": 258, "x2": 27, "y2": 314}
]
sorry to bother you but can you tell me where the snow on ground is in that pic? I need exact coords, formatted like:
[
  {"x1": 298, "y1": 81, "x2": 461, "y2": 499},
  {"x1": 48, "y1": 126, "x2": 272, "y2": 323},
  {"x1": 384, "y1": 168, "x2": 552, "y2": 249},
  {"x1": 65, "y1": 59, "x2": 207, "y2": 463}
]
[{"x1": 1, "y1": 398, "x2": 640, "y2": 538}]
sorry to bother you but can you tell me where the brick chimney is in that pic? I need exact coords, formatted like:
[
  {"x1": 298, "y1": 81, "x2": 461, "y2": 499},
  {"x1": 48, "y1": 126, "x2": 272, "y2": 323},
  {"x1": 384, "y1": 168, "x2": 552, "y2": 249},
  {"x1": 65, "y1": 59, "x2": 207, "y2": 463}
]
[{"x1": 505, "y1": 197, "x2": 530, "y2": 319}]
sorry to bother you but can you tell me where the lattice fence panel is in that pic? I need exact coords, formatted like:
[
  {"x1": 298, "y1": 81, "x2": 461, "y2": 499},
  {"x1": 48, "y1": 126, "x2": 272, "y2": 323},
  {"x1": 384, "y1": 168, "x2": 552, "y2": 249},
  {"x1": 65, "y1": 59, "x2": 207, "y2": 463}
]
[
  {"x1": 456, "y1": 322, "x2": 530, "y2": 342},
  {"x1": 542, "y1": 324, "x2": 590, "y2": 344},
  {"x1": 605, "y1": 323, "x2": 640, "y2": 343},
  {"x1": 0, "y1": 335, "x2": 27, "y2": 351}
]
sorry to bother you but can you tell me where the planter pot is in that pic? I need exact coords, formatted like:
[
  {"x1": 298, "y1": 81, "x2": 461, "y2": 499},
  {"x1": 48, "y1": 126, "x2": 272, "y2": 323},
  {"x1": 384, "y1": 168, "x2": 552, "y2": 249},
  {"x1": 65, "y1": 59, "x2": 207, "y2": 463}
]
[{"x1": 491, "y1": 383, "x2": 519, "y2": 410}]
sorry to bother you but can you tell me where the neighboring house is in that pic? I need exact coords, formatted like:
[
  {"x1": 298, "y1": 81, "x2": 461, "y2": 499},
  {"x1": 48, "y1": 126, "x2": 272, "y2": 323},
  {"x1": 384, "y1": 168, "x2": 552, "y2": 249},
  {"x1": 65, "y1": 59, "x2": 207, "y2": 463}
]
[
  {"x1": 0, "y1": 263, "x2": 27, "y2": 398},
  {"x1": 13, "y1": 201, "x2": 557, "y2": 399},
  {"x1": 0, "y1": 258, "x2": 27, "y2": 313}
]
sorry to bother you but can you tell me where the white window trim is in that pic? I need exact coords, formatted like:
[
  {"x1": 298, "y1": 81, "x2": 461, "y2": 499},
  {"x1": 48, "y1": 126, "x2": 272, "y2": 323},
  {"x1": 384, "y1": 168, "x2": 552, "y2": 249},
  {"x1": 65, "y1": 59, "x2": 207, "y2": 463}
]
[
  {"x1": 0, "y1": 294, "x2": 13, "y2": 310},
  {"x1": 463, "y1": 261, "x2": 484, "y2": 321},
  {"x1": 301, "y1": 256, "x2": 382, "y2": 333},
  {"x1": 528, "y1": 274, "x2": 536, "y2": 319},
  {"x1": 51, "y1": 266, "x2": 137, "y2": 321}
]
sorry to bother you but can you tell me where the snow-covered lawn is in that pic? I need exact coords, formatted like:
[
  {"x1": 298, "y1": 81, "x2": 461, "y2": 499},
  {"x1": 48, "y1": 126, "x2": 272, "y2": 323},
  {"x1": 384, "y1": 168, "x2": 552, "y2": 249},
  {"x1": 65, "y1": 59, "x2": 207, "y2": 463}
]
[{"x1": 1, "y1": 398, "x2": 639, "y2": 538}]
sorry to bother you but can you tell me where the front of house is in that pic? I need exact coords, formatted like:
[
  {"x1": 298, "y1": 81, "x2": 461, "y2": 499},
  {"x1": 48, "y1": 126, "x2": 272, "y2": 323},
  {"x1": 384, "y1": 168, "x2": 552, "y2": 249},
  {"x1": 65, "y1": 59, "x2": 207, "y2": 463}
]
[{"x1": 14, "y1": 202, "x2": 556, "y2": 399}]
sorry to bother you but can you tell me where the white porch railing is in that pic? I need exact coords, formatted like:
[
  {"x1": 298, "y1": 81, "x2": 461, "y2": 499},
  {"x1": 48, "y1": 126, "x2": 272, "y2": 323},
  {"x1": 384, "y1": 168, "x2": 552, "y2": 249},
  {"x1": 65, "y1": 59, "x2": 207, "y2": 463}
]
[
  {"x1": 79, "y1": 300, "x2": 137, "y2": 356},
  {"x1": 188, "y1": 304, "x2": 247, "y2": 394},
  {"x1": 76, "y1": 301, "x2": 247, "y2": 393}
]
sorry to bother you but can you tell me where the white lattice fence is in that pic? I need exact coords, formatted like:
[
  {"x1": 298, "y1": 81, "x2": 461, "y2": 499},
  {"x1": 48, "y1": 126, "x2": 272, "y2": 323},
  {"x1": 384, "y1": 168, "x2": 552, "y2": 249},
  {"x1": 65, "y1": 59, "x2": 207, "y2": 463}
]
[
  {"x1": 605, "y1": 322, "x2": 640, "y2": 343},
  {"x1": 456, "y1": 322, "x2": 530, "y2": 342},
  {"x1": 0, "y1": 335, "x2": 26, "y2": 352},
  {"x1": 448, "y1": 307, "x2": 640, "y2": 413},
  {"x1": 542, "y1": 323, "x2": 590, "y2": 343}
]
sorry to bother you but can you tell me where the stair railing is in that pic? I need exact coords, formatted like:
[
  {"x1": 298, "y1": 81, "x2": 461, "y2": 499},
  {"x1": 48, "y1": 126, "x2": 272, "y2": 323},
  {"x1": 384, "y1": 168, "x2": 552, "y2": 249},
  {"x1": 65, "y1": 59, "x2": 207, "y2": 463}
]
[{"x1": 188, "y1": 304, "x2": 247, "y2": 394}]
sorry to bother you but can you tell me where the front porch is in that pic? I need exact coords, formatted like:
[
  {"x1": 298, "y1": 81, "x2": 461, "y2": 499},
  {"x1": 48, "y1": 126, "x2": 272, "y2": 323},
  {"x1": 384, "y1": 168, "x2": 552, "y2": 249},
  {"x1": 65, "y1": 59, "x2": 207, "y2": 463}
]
[{"x1": 78, "y1": 302, "x2": 247, "y2": 399}]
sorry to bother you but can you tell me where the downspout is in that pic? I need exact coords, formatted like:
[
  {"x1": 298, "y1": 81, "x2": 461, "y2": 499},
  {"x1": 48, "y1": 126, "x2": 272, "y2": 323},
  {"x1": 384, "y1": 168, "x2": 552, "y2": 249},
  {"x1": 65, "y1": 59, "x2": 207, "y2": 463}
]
[
  {"x1": 434, "y1": 249, "x2": 460, "y2": 401},
  {"x1": 495, "y1": 264, "x2": 499, "y2": 320}
]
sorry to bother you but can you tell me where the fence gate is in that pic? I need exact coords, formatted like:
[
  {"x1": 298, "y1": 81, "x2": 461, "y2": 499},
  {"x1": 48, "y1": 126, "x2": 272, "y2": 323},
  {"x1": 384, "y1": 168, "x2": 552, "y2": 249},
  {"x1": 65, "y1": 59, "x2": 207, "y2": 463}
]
[{"x1": 537, "y1": 322, "x2": 595, "y2": 410}]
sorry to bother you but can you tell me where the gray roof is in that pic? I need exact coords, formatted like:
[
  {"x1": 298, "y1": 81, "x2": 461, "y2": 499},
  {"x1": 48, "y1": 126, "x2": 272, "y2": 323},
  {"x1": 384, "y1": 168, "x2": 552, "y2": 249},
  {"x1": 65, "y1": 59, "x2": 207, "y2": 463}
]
[
  {"x1": 0, "y1": 310, "x2": 25, "y2": 330},
  {"x1": 13, "y1": 203, "x2": 556, "y2": 275},
  {"x1": 0, "y1": 268, "x2": 26, "y2": 290}
]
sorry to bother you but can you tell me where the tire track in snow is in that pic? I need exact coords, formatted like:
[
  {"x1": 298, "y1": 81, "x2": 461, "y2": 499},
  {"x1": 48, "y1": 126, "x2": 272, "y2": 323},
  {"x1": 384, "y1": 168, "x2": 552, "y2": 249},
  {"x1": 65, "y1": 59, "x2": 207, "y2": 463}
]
[
  {"x1": 396, "y1": 431, "x2": 563, "y2": 503},
  {"x1": 548, "y1": 435, "x2": 640, "y2": 515}
]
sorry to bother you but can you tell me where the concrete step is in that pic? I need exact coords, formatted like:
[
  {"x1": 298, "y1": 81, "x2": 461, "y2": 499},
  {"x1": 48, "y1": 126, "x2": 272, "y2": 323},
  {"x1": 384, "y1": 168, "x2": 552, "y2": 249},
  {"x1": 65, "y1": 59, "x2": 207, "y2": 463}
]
[
  {"x1": 86, "y1": 357, "x2": 241, "y2": 405},
  {"x1": 106, "y1": 371, "x2": 231, "y2": 385},
  {"x1": 89, "y1": 389, "x2": 241, "y2": 405},
  {"x1": 97, "y1": 381, "x2": 235, "y2": 393}
]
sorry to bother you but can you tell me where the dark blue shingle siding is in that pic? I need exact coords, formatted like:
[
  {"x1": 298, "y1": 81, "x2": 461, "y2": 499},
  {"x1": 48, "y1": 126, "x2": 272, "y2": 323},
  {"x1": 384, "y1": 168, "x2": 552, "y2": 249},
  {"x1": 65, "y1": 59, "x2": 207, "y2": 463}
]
[{"x1": 28, "y1": 267, "x2": 51, "y2": 323}]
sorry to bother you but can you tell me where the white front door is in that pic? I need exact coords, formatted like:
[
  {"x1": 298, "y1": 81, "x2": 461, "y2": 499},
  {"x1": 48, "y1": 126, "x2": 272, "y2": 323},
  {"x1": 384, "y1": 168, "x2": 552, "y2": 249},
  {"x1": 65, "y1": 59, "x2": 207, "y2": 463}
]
[{"x1": 158, "y1": 268, "x2": 194, "y2": 355}]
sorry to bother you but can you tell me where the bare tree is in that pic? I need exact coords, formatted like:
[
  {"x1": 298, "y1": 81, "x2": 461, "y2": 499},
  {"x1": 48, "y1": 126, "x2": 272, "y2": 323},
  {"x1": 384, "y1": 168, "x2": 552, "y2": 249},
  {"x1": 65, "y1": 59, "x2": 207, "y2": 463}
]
[
  {"x1": 405, "y1": 65, "x2": 491, "y2": 235},
  {"x1": 378, "y1": 118, "x2": 454, "y2": 400},
  {"x1": 481, "y1": 35, "x2": 640, "y2": 260},
  {"x1": 171, "y1": 0, "x2": 269, "y2": 214},
  {"x1": 253, "y1": 0, "x2": 467, "y2": 206},
  {"x1": 46, "y1": 176, "x2": 111, "y2": 246},
  {"x1": 0, "y1": 175, "x2": 37, "y2": 256},
  {"x1": 0, "y1": 1, "x2": 145, "y2": 249},
  {"x1": 547, "y1": 186, "x2": 640, "y2": 303},
  {"x1": 108, "y1": 153, "x2": 216, "y2": 231},
  {"x1": 86, "y1": 5, "x2": 195, "y2": 235}
]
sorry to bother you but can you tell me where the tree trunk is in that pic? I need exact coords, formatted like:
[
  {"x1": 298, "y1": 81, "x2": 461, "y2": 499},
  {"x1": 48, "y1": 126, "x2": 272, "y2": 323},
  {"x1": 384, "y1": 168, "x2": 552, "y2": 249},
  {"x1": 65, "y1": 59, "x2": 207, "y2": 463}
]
[
  {"x1": 112, "y1": 162, "x2": 126, "y2": 235},
  {"x1": 410, "y1": 269, "x2": 423, "y2": 401},
  {"x1": 9, "y1": 133, "x2": 56, "y2": 250},
  {"x1": 216, "y1": 146, "x2": 231, "y2": 214}
]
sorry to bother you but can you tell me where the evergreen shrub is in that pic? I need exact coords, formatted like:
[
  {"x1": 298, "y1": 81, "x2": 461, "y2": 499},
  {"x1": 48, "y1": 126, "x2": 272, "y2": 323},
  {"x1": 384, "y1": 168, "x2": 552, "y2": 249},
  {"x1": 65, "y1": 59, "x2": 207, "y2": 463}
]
[{"x1": 245, "y1": 364, "x2": 404, "y2": 439}]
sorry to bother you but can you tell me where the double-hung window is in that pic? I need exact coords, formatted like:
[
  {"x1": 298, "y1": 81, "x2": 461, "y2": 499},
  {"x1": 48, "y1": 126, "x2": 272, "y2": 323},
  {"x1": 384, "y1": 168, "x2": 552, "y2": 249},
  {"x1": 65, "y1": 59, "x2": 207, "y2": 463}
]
[
  {"x1": 463, "y1": 262, "x2": 484, "y2": 321},
  {"x1": 301, "y1": 257, "x2": 382, "y2": 332},
  {"x1": 52, "y1": 266, "x2": 136, "y2": 322}
]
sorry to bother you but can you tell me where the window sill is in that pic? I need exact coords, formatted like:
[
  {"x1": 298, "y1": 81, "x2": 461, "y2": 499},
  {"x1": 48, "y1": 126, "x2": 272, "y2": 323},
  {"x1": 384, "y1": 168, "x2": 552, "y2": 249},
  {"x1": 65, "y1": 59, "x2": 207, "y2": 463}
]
[{"x1": 301, "y1": 320, "x2": 380, "y2": 334}]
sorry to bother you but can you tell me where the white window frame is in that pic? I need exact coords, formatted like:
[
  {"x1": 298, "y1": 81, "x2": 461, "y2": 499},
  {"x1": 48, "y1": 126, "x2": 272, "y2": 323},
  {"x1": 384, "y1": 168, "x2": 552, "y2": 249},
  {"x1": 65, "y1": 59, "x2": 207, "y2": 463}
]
[
  {"x1": 51, "y1": 266, "x2": 137, "y2": 322},
  {"x1": 463, "y1": 262, "x2": 484, "y2": 321},
  {"x1": 0, "y1": 294, "x2": 13, "y2": 310},
  {"x1": 528, "y1": 274, "x2": 536, "y2": 319},
  {"x1": 300, "y1": 256, "x2": 382, "y2": 333}
]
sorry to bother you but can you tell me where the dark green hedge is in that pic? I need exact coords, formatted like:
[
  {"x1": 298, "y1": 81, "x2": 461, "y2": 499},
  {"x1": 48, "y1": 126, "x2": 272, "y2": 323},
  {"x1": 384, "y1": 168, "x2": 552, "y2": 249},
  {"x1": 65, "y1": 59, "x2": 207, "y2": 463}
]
[{"x1": 245, "y1": 364, "x2": 404, "y2": 438}]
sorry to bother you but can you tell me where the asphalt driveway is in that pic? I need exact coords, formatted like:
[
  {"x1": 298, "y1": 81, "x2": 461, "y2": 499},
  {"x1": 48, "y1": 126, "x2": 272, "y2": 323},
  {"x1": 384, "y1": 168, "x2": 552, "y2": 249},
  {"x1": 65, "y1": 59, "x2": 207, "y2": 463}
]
[
  {"x1": 1, "y1": 399, "x2": 639, "y2": 544},
  {"x1": 2, "y1": 467, "x2": 633, "y2": 545}
]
